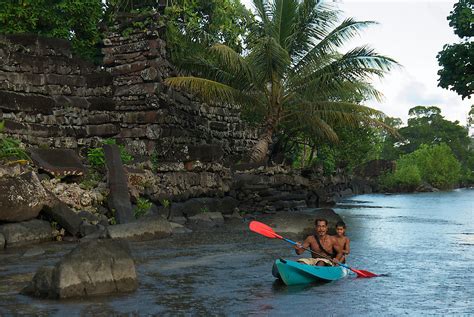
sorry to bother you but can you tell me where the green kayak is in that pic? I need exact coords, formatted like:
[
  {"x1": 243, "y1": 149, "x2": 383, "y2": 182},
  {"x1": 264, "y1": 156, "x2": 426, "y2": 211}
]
[{"x1": 272, "y1": 258, "x2": 349, "y2": 285}]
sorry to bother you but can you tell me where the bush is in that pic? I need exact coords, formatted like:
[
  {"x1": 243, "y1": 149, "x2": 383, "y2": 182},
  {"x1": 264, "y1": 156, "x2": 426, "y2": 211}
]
[
  {"x1": 379, "y1": 162, "x2": 421, "y2": 192},
  {"x1": 379, "y1": 143, "x2": 461, "y2": 191},
  {"x1": 0, "y1": 121, "x2": 30, "y2": 162},
  {"x1": 0, "y1": 0, "x2": 104, "y2": 60},
  {"x1": 134, "y1": 197, "x2": 152, "y2": 219},
  {"x1": 87, "y1": 139, "x2": 133, "y2": 167}
]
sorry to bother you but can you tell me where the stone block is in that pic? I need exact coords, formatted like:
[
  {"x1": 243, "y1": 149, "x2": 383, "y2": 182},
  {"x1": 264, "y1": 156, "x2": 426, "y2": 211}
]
[
  {"x1": 30, "y1": 148, "x2": 86, "y2": 177},
  {"x1": 0, "y1": 91, "x2": 55, "y2": 114},
  {"x1": 0, "y1": 219, "x2": 52, "y2": 247},
  {"x1": 104, "y1": 144, "x2": 134, "y2": 224},
  {"x1": 86, "y1": 124, "x2": 120, "y2": 137}
]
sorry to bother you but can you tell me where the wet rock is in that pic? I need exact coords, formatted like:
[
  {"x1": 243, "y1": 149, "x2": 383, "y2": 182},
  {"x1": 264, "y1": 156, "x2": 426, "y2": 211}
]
[
  {"x1": 0, "y1": 171, "x2": 50, "y2": 222},
  {"x1": 22, "y1": 239, "x2": 138, "y2": 299},
  {"x1": 79, "y1": 221, "x2": 98, "y2": 237},
  {"x1": 0, "y1": 233, "x2": 5, "y2": 249},
  {"x1": 170, "y1": 222, "x2": 192, "y2": 234},
  {"x1": 170, "y1": 216, "x2": 186, "y2": 225},
  {"x1": 23, "y1": 247, "x2": 45, "y2": 257},
  {"x1": 79, "y1": 224, "x2": 108, "y2": 241},
  {"x1": 106, "y1": 215, "x2": 171, "y2": 240},
  {"x1": 41, "y1": 200, "x2": 82, "y2": 236},
  {"x1": 0, "y1": 219, "x2": 52, "y2": 247},
  {"x1": 171, "y1": 197, "x2": 236, "y2": 218},
  {"x1": 223, "y1": 209, "x2": 242, "y2": 220},
  {"x1": 187, "y1": 212, "x2": 225, "y2": 229}
]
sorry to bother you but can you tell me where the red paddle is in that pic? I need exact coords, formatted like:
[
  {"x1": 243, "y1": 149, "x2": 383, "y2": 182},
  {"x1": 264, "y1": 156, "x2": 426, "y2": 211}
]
[{"x1": 249, "y1": 220, "x2": 378, "y2": 278}]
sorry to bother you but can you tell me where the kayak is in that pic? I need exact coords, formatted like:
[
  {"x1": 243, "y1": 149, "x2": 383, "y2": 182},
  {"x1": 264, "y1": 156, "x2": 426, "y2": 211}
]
[{"x1": 272, "y1": 258, "x2": 349, "y2": 285}]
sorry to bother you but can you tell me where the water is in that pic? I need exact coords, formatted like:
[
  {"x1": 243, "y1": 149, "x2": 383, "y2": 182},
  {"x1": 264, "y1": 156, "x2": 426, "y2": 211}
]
[{"x1": 0, "y1": 189, "x2": 473, "y2": 316}]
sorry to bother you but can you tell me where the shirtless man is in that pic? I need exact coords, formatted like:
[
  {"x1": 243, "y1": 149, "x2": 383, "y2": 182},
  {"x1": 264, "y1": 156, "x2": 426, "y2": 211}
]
[{"x1": 294, "y1": 218, "x2": 343, "y2": 266}]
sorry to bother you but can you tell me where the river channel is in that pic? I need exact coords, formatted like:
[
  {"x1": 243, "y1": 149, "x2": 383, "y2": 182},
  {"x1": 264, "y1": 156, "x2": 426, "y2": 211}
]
[{"x1": 0, "y1": 189, "x2": 473, "y2": 316}]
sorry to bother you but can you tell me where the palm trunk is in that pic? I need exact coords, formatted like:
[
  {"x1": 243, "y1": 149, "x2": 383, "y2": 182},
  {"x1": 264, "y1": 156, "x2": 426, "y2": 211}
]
[{"x1": 250, "y1": 121, "x2": 275, "y2": 163}]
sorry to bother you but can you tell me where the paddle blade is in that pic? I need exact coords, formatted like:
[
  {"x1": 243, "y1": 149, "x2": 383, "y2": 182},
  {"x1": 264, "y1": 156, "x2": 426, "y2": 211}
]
[
  {"x1": 249, "y1": 221, "x2": 283, "y2": 239},
  {"x1": 352, "y1": 268, "x2": 378, "y2": 278}
]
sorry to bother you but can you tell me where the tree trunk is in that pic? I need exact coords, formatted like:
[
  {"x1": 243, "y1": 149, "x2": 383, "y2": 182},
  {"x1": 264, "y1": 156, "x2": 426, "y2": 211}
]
[{"x1": 249, "y1": 122, "x2": 274, "y2": 163}]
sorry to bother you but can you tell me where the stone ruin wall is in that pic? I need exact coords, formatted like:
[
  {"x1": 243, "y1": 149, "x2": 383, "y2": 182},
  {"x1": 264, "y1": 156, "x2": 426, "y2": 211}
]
[
  {"x1": 0, "y1": 13, "x2": 259, "y2": 202},
  {"x1": 0, "y1": 13, "x2": 353, "y2": 208}
]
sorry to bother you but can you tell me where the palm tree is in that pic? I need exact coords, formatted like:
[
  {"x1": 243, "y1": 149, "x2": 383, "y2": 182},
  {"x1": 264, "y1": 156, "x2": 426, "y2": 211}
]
[{"x1": 165, "y1": 0, "x2": 398, "y2": 163}]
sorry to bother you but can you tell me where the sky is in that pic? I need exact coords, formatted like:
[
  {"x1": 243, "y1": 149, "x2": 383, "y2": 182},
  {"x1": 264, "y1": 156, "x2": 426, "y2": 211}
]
[{"x1": 242, "y1": 0, "x2": 472, "y2": 126}]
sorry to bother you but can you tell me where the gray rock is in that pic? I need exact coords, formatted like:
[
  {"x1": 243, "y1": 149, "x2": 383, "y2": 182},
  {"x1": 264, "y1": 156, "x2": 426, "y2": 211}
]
[
  {"x1": 41, "y1": 200, "x2": 82, "y2": 236},
  {"x1": 170, "y1": 216, "x2": 187, "y2": 225},
  {"x1": 0, "y1": 171, "x2": 50, "y2": 222},
  {"x1": 79, "y1": 221, "x2": 98, "y2": 237},
  {"x1": 79, "y1": 224, "x2": 108, "y2": 241},
  {"x1": 0, "y1": 219, "x2": 52, "y2": 247},
  {"x1": 107, "y1": 216, "x2": 172, "y2": 241},
  {"x1": 170, "y1": 222, "x2": 192, "y2": 234},
  {"x1": 104, "y1": 144, "x2": 134, "y2": 224},
  {"x1": 23, "y1": 247, "x2": 45, "y2": 257},
  {"x1": 187, "y1": 212, "x2": 225, "y2": 230},
  {"x1": 29, "y1": 148, "x2": 86, "y2": 177},
  {"x1": 22, "y1": 240, "x2": 137, "y2": 299},
  {"x1": 0, "y1": 233, "x2": 5, "y2": 249}
]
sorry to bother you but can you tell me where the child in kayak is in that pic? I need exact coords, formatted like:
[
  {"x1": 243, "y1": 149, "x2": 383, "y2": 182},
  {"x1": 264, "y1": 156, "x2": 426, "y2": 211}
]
[{"x1": 334, "y1": 221, "x2": 350, "y2": 263}]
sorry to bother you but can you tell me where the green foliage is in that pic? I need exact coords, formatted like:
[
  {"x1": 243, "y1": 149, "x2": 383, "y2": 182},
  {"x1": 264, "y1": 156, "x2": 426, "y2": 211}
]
[
  {"x1": 0, "y1": 121, "x2": 30, "y2": 162},
  {"x1": 285, "y1": 122, "x2": 384, "y2": 174},
  {"x1": 79, "y1": 170, "x2": 102, "y2": 190},
  {"x1": 199, "y1": 206, "x2": 210, "y2": 213},
  {"x1": 437, "y1": 42, "x2": 474, "y2": 99},
  {"x1": 437, "y1": 0, "x2": 473, "y2": 99},
  {"x1": 311, "y1": 145, "x2": 336, "y2": 175},
  {"x1": 164, "y1": 0, "x2": 252, "y2": 62},
  {"x1": 380, "y1": 143, "x2": 461, "y2": 191},
  {"x1": 160, "y1": 198, "x2": 170, "y2": 208},
  {"x1": 448, "y1": 0, "x2": 474, "y2": 38},
  {"x1": 0, "y1": 0, "x2": 104, "y2": 60},
  {"x1": 134, "y1": 197, "x2": 152, "y2": 219},
  {"x1": 87, "y1": 139, "x2": 133, "y2": 167},
  {"x1": 397, "y1": 106, "x2": 472, "y2": 167},
  {"x1": 412, "y1": 144, "x2": 462, "y2": 189},
  {"x1": 379, "y1": 160, "x2": 422, "y2": 192}
]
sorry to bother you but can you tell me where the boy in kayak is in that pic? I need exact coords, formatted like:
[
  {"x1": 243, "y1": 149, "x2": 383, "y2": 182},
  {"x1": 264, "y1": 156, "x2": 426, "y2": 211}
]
[
  {"x1": 334, "y1": 221, "x2": 350, "y2": 263},
  {"x1": 294, "y1": 218, "x2": 343, "y2": 266}
]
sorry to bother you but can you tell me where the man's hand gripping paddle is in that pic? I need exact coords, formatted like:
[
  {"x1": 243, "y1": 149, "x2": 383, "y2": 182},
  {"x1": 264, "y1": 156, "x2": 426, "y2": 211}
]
[{"x1": 249, "y1": 220, "x2": 378, "y2": 278}]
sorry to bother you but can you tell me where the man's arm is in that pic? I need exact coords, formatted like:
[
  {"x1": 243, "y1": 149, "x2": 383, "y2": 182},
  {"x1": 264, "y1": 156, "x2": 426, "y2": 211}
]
[{"x1": 294, "y1": 236, "x2": 311, "y2": 255}]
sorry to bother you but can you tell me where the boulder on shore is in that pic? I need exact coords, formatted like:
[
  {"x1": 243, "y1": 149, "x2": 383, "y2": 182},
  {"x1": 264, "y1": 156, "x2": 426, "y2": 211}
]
[
  {"x1": 106, "y1": 215, "x2": 172, "y2": 240},
  {"x1": 22, "y1": 239, "x2": 138, "y2": 299},
  {"x1": 0, "y1": 219, "x2": 52, "y2": 247},
  {"x1": 0, "y1": 171, "x2": 50, "y2": 222}
]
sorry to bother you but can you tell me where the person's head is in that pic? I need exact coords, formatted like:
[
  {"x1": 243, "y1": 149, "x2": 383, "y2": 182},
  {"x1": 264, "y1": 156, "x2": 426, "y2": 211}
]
[
  {"x1": 314, "y1": 218, "x2": 328, "y2": 237},
  {"x1": 335, "y1": 221, "x2": 346, "y2": 237}
]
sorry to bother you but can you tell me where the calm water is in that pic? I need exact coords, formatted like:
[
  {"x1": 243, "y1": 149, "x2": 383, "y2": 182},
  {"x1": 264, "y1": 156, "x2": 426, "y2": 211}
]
[{"x1": 0, "y1": 189, "x2": 473, "y2": 316}]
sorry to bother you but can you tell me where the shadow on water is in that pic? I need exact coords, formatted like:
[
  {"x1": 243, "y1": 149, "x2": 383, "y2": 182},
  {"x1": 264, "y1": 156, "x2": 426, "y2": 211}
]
[{"x1": 271, "y1": 278, "x2": 330, "y2": 293}]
